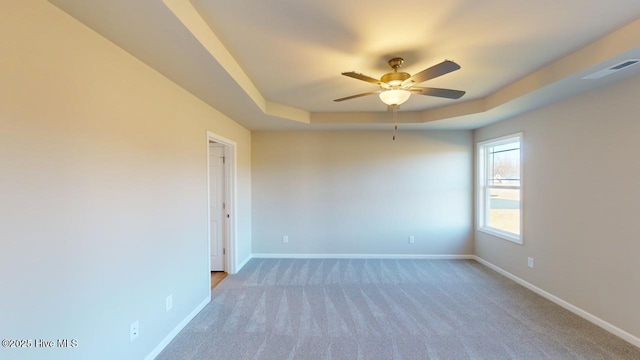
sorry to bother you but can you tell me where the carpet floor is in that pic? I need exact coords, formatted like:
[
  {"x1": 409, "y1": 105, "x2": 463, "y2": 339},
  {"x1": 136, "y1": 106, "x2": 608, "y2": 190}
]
[{"x1": 157, "y1": 259, "x2": 640, "y2": 359}]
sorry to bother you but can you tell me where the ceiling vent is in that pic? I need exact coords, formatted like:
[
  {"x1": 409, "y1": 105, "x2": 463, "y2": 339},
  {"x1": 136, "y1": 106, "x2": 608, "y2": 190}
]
[{"x1": 582, "y1": 59, "x2": 640, "y2": 80}]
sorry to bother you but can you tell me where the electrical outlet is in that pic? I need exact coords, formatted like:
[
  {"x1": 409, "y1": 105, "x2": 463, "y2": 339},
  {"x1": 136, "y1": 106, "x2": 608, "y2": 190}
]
[
  {"x1": 166, "y1": 295, "x2": 173, "y2": 312},
  {"x1": 283, "y1": 235, "x2": 288, "y2": 243},
  {"x1": 409, "y1": 235, "x2": 415, "y2": 244},
  {"x1": 130, "y1": 321, "x2": 139, "y2": 341},
  {"x1": 527, "y1": 257, "x2": 534, "y2": 268}
]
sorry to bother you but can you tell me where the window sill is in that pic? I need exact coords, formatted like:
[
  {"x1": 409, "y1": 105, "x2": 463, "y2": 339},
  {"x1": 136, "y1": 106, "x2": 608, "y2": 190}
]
[{"x1": 478, "y1": 227, "x2": 523, "y2": 245}]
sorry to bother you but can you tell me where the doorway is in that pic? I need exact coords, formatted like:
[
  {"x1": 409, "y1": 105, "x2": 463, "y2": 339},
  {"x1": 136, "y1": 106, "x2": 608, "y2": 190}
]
[
  {"x1": 206, "y1": 132, "x2": 237, "y2": 281},
  {"x1": 208, "y1": 142, "x2": 225, "y2": 271}
]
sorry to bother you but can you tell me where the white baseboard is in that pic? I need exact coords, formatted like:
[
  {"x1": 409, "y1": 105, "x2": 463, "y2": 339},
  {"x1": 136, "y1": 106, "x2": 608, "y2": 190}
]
[
  {"x1": 144, "y1": 295, "x2": 211, "y2": 360},
  {"x1": 474, "y1": 256, "x2": 640, "y2": 349},
  {"x1": 251, "y1": 253, "x2": 475, "y2": 260},
  {"x1": 236, "y1": 255, "x2": 252, "y2": 272}
]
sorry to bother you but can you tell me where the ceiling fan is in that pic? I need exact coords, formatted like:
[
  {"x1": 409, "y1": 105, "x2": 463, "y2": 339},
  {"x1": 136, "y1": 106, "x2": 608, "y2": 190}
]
[{"x1": 334, "y1": 58, "x2": 465, "y2": 106}]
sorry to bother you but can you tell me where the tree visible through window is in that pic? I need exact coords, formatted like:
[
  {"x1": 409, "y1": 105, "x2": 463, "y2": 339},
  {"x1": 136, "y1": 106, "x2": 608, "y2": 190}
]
[{"x1": 477, "y1": 133, "x2": 522, "y2": 243}]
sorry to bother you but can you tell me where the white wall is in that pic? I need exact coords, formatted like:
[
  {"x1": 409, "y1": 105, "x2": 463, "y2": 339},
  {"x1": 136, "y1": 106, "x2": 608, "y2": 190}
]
[
  {"x1": 475, "y1": 74, "x2": 640, "y2": 340},
  {"x1": 0, "y1": 2, "x2": 251, "y2": 359},
  {"x1": 252, "y1": 130, "x2": 473, "y2": 256}
]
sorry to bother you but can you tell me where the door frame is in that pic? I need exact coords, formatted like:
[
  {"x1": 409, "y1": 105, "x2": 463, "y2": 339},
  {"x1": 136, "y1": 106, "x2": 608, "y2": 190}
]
[
  {"x1": 206, "y1": 131, "x2": 238, "y2": 274},
  {"x1": 208, "y1": 143, "x2": 225, "y2": 272}
]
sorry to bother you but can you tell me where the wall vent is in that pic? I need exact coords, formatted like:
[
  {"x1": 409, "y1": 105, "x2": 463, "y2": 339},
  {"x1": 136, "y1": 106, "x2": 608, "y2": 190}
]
[{"x1": 582, "y1": 59, "x2": 640, "y2": 80}]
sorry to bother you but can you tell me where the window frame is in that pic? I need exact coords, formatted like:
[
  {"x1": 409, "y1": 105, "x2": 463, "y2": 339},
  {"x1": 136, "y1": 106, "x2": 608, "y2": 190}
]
[{"x1": 476, "y1": 133, "x2": 523, "y2": 244}]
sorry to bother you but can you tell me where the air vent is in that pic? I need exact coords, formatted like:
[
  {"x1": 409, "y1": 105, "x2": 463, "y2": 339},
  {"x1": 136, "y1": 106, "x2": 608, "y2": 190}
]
[{"x1": 582, "y1": 59, "x2": 640, "y2": 80}]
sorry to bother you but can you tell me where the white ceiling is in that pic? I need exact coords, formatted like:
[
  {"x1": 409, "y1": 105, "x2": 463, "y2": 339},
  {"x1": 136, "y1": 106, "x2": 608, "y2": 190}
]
[{"x1": 50, "y1": 0, "x2": 640, "y2": 130}]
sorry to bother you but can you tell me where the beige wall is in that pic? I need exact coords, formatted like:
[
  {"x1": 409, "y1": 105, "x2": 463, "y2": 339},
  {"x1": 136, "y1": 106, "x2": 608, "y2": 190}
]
[
  {"x1": 475, "y1": 74, "x2": 640, "y2": 339},
  {"x1": 252, "y1": 130, "x2": 473, "y2": 255},
  {"x1": 0, "y1": 2, "x2": 251, "y2": 359}
]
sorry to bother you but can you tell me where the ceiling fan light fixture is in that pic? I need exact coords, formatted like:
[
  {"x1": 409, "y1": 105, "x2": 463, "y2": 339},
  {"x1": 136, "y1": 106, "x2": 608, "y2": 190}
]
[{"x1": 379, "y1": 89, "x2": 411, "y2": 106}]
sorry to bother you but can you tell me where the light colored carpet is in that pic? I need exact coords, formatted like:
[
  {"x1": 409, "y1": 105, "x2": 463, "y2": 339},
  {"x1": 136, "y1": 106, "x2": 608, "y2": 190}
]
[{"x1": 157, "y1": 259, "x2": 640, "y2": 359}]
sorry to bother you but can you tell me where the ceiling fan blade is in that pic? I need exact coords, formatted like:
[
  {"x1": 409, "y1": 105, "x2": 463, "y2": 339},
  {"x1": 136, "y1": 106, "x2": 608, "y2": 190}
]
[
  {"x1": 341, "y1": 71, "x2": 383, "y2": 86},
  {"x1": 334, "y1": 90, "x2": 381, "y2": 102},
  {"x1": 410, "y1": 87, "x2": 466, "y2": 99},
  {"x1": 402, "y1": 60, "x2": 461, "y2": 87}
]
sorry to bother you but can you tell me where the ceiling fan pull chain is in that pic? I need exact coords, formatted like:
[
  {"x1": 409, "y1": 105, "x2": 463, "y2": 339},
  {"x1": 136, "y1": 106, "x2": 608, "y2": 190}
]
[{"x1": 392, "y1": 105, "x2": 398, "y2": 140}]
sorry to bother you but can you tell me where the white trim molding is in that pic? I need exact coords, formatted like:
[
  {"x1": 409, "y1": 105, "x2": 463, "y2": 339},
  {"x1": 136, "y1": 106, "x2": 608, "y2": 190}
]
[
  {"x1": 474, "y1": 256, "x2": 640, "y2": 349},
  {"x1": 207, "y1": 131, "x2": 239, "y2": 274},
  {"x1": 145, "y1": 295, "x2": 211, "y2": 360},
  {"x1": 251, "y1": 253, "x2": 476, "y2": 260},
  {"x1": 237, "y1": 255, "x2": 252, "y2": 272}
]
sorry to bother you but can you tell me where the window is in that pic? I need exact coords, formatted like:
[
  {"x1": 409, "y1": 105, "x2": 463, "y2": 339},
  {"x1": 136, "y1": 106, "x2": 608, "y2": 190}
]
[{"x1": 477, "y1": 133, "x2": 522, "y2": 244}]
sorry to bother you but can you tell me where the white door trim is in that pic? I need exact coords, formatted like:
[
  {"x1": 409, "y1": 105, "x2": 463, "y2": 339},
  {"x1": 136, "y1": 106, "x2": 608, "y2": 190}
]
[{"x1": 206, "y1": 131, "x2": 238, "y2": 274}]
